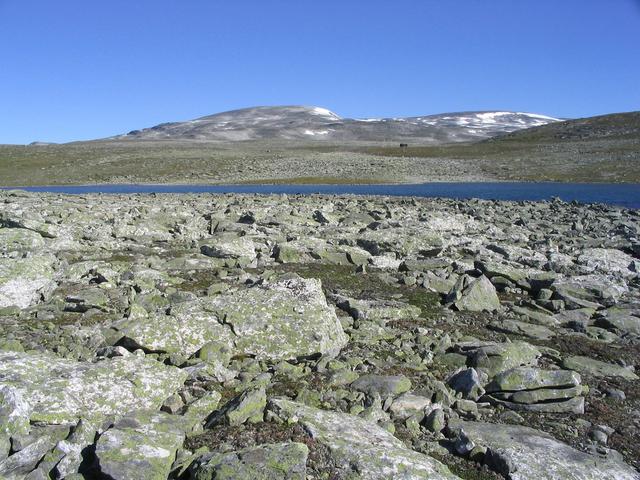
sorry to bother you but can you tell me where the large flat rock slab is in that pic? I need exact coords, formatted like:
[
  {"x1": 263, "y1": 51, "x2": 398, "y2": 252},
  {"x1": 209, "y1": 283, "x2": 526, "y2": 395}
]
[
  {"x1": 562, "y1": 355, "x2": 639, "y2": 380},
  {"x1": 0, "y1": 254, "x2": 56, "y2": 308},
  {"x1": 0, "y1": 351, "x2": 187, "y2": 425},
  {"x1": 96, "y1": 411, "x2": 187, "y2": 480},
  {"x1": 269, "y1": 398, "x2": 460, "y2": 480},
  {"x1": 456, "y1": 421, "x2": 639, "y2": 480},
  {"x1": 119, "y1": 275, "x2": 348, "y2": 361}
]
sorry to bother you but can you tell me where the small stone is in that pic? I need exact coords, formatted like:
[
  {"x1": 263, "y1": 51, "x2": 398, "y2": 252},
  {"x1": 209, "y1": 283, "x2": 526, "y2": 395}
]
[
  {"x1": 206, "y1": 388, "x2": 266, "y2": 427},
  {"x1": 423, "y1": 409, "x2": 446, "y2": 433},
  {"x1": 161, "y1": 394, "x2": 184, "y2": 414},
  {"x1": 604, "y1": 388, "x2": 626, "y2": 401}
]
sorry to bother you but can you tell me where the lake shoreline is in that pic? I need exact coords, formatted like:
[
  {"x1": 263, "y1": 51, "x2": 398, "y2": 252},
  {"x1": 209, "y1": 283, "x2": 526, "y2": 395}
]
[{"x1": 3, "y1": 182, "x2": 639, "y2": 209}]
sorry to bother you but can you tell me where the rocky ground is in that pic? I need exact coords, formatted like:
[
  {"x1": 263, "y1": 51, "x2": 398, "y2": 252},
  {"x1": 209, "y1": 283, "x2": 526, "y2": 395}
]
[{"x1": 0, "y1": 190, "x2": 639, "y2": 479}]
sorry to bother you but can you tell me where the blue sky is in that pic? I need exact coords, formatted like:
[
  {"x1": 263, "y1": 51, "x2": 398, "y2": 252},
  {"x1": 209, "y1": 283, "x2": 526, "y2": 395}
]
[{"x1": 0, "y1": 0, "x2": 639, "y2": 144}]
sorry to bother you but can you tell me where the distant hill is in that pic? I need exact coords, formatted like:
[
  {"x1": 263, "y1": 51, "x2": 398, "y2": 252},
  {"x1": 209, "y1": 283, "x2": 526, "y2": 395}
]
[
  {"x1": 116, "y1": 105, "x2": 560, "y2": 144},
  {"x1": 3, "y1": 109, "x2": 637, "y2": 187},
  {"x1": 487, "y1": 111, "x2": 640, "y2": 143}
]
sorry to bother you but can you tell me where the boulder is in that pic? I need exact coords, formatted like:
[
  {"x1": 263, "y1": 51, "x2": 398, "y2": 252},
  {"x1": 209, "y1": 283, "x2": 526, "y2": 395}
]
[
  {"x1": 357, "y1": 229, "x2": 443, "y2": 258},
  {"x1": 350, "y1": 375, "x2": 412, "y2": 400},
  {"x1": 562, "y1": 356, "x2": 639, "y2": 380},
  {"x1": 447, "y1": 275, "x2": 500, "y2": 312},
  {"x1": 388, "y1": 393, "x2": 433, "y2": 420},
  {"x1": 0, "y1": 254, "x2": 56, "y2": 308},
  {"x1": 0, "y1": 228, "x2": 45, "y2": 253},
  {"x1": 488, "y1": 319, "x2": 554, "y2": 340},
  {"x1": 0, "y1": 351, "x2": 187, "y2": 425},
  {"x1": 206, "y1": 388, "x2": 266, "y2": 427},
  {"x1": 119, "y1": 275, "x2": 348, "y2": 361},
  {"x1": 553, "y1": 276, "x2": 627, "y2": 309},
  {"x1": 577, "y1": 248, "x2": 636, "y2": 277},
  {"x1": 188, "y1": 442, "x2": 308, "y2": 480},
  {"x1": 209, "y1": 276, "x2": 348, "y2": 361},
  {"x1": 510, "y1": 305, "x2": 558, "y2": 327},
  {"x1": 335, "y1": 296, "x2": 421, "y2": 323},
  {"x1": 447, "y1": 368, "x2": 485, "y2": 401},
  {"x1": 200, "y1": 234, "x2": 257, "y2": 260},
  {"x1": 453, "y1": 421, "x2": 639, "y2": 480},
  {"x1": 594, "y1": 308, "x2": 640, "y2": 335},
  {"x1": 268, "y1": 398, "x2": 460, "y2": 480},
  {"x1": 96, "y1": 411, "x2": 186, "y2": 480},
  {"x1": 486, "y1": 367, "x2": 581, "y2": 392},
  {"x1": 456, "y1": 341, "x2": 541, "y2": 376},
  {"x1": 484, "y1": 367, "x2": 584, "y2": 413}
]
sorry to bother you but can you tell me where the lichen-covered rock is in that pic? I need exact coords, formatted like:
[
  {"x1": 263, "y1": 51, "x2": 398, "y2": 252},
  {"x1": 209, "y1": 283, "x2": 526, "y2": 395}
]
[
  {"x1": 357, "y1": 228, "x2": 444, "y2": 258},
  {"x1": 0, "y1": 351, "x2": 188, "y2": 424},
  {"x1": 34, "y1": 419, "x2": 98, "y2": 479},
  {"x1": 486, "y1": 367, "x2": 581, "y2": 392},
  {"x1": 447, "y1": 368, "x2": 485, "y2": 401},
  {"x1": 509, "y1": 305, "x2": 558, "y2": 327},
  {"x1": 188, "y1": 442, "x2": 308, "y2": 480},
  {"x1": 456, "y1": 341, "x2": 541, "y2": 376},
  {"x1": 553, "y1": 276, "x2": 627, "y2": 309},
  {"x1": 0, "y1": 386, "x2": 31, "y2": 438},
  {"x1": 577, "y1": 248, "x2": 637, "y2": 278},
  {"x1": 595, "y1": 307, "x2": 640, "y2": 335},
  {"x1": 454, "y1": 421, "x2": 639, "y2": 480},
  {"x1": 335, "y1": 296, "x2": 421, "y2": 322},
  {"x1": 488, "y1": 319, "x2": 554, "y2": 340},
  {"x1": 206, "y1": 388, "x2": 266, "y2": 427},
  {"x1": 96, "y1": 411, "x2": 186, "y2": 480},
  {"x1": 209, "y1": 276, "x2": 348, "y2": 361},
  {"x1": 487, "y1": 394, "x2": 585, "y2": 414},
  {"x1": 562, "y1": 355, "x2": 639, "y2": 380},
  {"x1": 268, "y1": 398, "x2": 460, "y2": 480},
  {"x1": 0, "y1": 254, "x2": 56, "y2": 308},
  {"x1": 119, "y1": 275, "x2": 347, "y2": 361},
  {"x1": 447, "y1": 275, "x2": 500, "y2": 312},
  {"x1": 351, "y1": 375, "x2": 412, "y2": 400},
  {"x1": 0, "y1": 434, "x2": 59, "y2": 478},
  {"x1": 200, "y1": 234, "x2": 257, "y2": 260},
  {"x1": 388, "y1": 393, "x2": 433, "y2": 420},
  {"x1": 118, "y1": 298, "x2": 235, "y2": 357},
  {"x1": 0, "y1": 228, "x2": 45, "y2": 253}
]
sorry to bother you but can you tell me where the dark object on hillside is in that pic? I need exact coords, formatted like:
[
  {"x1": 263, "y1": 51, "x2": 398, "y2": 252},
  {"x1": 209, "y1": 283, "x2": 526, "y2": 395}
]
[{"x1": 400, "y1": 143, "x2": 408, "y2": 148}]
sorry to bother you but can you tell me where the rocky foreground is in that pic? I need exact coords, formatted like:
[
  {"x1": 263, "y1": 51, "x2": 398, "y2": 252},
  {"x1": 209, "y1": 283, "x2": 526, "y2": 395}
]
[{"x1": 0, "y1": 190, "x2": 639, "y2": 480}]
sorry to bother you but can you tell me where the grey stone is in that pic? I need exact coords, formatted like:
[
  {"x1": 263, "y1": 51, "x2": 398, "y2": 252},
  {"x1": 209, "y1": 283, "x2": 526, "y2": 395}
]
[
  {"x1": 188, "y1": 442, "x2": 308, "y2": 480},
  {"x1": 447, "y1": 275, "x2": 501, "y2": 312},
  {"x1": 0, "y1": 351, "x2": 187, "y2": 425},
  {"x1": 268, "y1": 398, "x2": 460, "y2": 479},
  {"x1": 350, "y1": 374, "x2": 412, "y2": 400},
  {"x1": 455, "y1": 421, "x2": 639, "y2": 480},
  {"x1": 206, "y1": 388, "x2": 266, "y2": 427},
  {"x1": 96, "y1": 411, "x2": 186, "y2": 480},
  {"x1": 447, "y1": 368, "x2": 485, "y2": 401},
  {"x1": 120, "y1": 275, "x2": 348, "y2": 361},
  {"x1": 562, "y1": 356, "x2": 639, "y2": 380}
]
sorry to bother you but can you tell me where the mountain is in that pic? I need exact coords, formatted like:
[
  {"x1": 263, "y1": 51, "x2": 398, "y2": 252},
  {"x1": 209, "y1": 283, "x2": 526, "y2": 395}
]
[
  {"x1": 486, "y1": 111, "x2": 640, "y2": 143},
  {"x1": 118, "y1": 105, "x2": 560, "y2": 143}
]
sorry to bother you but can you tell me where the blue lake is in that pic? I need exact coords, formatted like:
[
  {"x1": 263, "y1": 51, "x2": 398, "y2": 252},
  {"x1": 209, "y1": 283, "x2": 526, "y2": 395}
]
[{"x1": 3, "y1": 183, "x2": 639, "y2": 209}]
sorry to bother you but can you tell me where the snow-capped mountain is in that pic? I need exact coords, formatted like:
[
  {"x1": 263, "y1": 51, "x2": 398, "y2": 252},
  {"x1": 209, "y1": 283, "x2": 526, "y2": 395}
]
[{"x1": 120, "y1": 106, "x2": 561, "y2": 143}]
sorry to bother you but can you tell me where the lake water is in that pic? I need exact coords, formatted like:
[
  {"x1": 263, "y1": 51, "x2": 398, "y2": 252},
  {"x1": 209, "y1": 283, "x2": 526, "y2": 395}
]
[{"x1": 3, "y1": 183, "x2": 639, "y2": 209}]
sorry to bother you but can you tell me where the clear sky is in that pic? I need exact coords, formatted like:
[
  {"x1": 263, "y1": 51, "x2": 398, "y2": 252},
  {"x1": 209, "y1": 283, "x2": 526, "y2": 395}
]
[{"x1": 1, "y1": 0, "x2": 639, "y2": 144}]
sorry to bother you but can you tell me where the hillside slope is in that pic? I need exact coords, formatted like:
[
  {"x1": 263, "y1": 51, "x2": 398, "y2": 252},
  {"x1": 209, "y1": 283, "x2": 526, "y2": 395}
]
[{"x1": 487, "y1": 111, "x2": 640, "y2": 143}]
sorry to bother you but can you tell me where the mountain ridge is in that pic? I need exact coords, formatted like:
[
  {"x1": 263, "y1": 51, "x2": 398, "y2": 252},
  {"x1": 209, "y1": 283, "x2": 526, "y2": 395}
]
[{"x1": 117, "y1": 105, "x2": 561, "y2": 144}]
